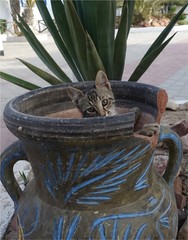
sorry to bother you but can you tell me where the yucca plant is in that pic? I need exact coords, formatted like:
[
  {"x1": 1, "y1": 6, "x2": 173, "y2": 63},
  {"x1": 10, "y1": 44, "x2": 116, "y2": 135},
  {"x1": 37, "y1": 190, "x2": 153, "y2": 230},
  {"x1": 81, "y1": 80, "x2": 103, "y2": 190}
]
[{"x1": 0, "y1": 0, "x2": 187, "y2": 90}]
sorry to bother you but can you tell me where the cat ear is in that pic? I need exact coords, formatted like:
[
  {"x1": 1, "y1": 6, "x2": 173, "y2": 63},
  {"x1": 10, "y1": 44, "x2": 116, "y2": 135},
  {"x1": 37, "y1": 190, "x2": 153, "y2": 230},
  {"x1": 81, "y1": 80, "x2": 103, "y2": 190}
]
[
  {"x1": 95, "y1": 70, "x2": 111, "y2": 90},
  {"x1": 67, "y1": 86, "x2": 84, "y2": 102}
]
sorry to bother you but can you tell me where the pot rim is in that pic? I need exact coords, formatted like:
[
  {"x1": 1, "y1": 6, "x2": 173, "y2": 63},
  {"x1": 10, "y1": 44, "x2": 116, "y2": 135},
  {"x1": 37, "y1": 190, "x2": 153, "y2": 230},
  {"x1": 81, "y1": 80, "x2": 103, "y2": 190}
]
[{"x1": 3, "y1": 81, "x2": 163, "y2": 139}]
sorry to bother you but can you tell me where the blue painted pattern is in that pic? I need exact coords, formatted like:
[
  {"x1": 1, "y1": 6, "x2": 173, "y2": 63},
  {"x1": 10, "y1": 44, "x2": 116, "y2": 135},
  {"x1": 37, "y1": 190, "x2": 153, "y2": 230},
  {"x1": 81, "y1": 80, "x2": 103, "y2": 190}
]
[
  {"x1": 134, "y1": 153, "x2": 154, "y2": 191},
  {"x1": 20, "y1": 204, "x2": 40, "y2": 237},
  {"x1": 53, "y1": 217, "x2": 64, "y2": 240},
  {"x1": 40, "y1": 143, "x2": 151, "y2": 205},
  {"x1": 89, "y1": 189, "x2": 171, "y2": 239},
  {"x1": 53, "y1": 215, "x2": 80, "y2": 240}
]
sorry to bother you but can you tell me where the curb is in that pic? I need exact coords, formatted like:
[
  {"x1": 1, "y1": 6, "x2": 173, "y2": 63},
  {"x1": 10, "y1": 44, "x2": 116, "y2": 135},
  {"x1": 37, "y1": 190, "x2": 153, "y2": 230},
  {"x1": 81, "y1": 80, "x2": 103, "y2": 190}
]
[
  {"x1": 130, "y1": 25, "x2": 188, "y2": 33},
  {"x1": 2, "y1": 25, "x2": 188, "y2": 43},
  {"x1": 2, "y1": 33, "x2": 48, "y2": 43}
]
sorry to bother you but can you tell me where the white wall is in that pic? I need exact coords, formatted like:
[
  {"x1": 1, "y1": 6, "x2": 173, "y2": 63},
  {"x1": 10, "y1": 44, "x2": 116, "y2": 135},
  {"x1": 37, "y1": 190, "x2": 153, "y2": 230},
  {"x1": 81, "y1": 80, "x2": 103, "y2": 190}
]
[
  {"x1": 0, "y1": 0, "x2": 13, "y2": 35},
  {"x1": 0, "y1": 0, "x2": 54, "y2": 34},
  {"x1": 21, "y1": 0, "x2": 54, "y2": 32}
]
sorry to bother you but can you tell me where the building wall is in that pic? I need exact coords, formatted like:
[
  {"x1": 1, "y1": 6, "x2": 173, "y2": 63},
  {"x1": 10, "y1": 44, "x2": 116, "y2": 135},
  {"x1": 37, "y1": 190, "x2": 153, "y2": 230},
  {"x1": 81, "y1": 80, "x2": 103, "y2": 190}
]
[
  {"x1": 0, "y1": 0, "x2": 54, "y2": 35},
  {"x1": 0, "y1": 0, "x2": 13, "y2": 35}
]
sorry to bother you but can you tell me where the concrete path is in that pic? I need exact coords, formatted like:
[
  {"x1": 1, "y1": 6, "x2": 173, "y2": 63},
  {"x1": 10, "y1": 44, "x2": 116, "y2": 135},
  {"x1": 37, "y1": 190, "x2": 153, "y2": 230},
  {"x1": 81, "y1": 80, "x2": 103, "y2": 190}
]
[{"x1": 0, "y1": 26, "x2": 188, "y2": 238}]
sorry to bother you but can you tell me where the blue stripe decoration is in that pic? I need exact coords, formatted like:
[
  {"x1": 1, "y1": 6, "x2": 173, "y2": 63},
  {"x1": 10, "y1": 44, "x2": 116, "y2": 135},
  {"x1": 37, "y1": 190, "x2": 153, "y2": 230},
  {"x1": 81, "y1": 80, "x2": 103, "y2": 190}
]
[
  {"x1": 98, "y1": 224, "x2": 106, "y2": 240},
  {"x1": 57, "y1": 155, "x2": 64, "y2": 184},
  {"x1": 76, "y1": 200, "x2": 99, "y2": 205},
  {"x1": 79, "y1": 155, "x2": 102, "y2": 178},
  {"x1": 53, "y1": 217, "x2": 64, "y2": 240},
  {"x1": 42, "y1": 161, "x2": 56, "y2": 198},
  {"x1": 90, "y1": 187, "x2": 120, "y2": 194},
  {"x1": 89, "y1": 189, "x2": 173, "y2": 239},
  {"x1": 53, "y1": 215, "x2": 80, "y2": 240},
  {"x1": 103, "y1": 163, "x2": 141, "y2": 185},
  {"x1": 72, "y1": 153, "x2": 88, "y2": 183},
  {"x1": 79, "y1": 196, "x2": 111, "y2": 201},
  {"x1": 157, "y1": 197, "x2": 171, "y2": 230},
  {"x1": 20, "y1": 205, "x2": 40, "y2": 237},
  {"x1": 112, "y1": 220, "x2": 118, "y2": 240},
  {"x1": 47, "y1": 159, "x2": 58, "y2": 185},
  {"x1": 123, "y1": 224, "x2": 131, "y2": 240},
  {"x1": 65, "y1": 160, "x2": 140, "y2": 203},
  {"x1": 129, "y1": 144, "x2": 150, "y2": 163},
  {"x1": 66, "y1": 215, "x2": 80, "y2": 239},
  {"x1": 39, "y1": 143, "x2": 152, "y2": 205},
  {"x1": 64, "y1": 144, "x2": 150, "y2": 204},
  {"x1": 148, "y1": 196, "x2": 158, "y2": 206},
  {"x1": 80, "y1": 149, "x2": 125, "y2": 178},
  {"x1": 135, "y1": 224, "x2": 147, "y2": 239},
  {"x1": 90, "y1": 189, "x2": 165, "y2": 234},
  {"x1": 64, "y1": 153, "x2": 75, "y2": 182},
  {"x1": 95, "y1": 178, "x2": 127, "y2": 189},
  {"x1": 93, "y1": 149, "x2": 126, "y2": 171},
  {"x1": 134, "y1": 154, "x2": 154, "y2": 191},
  {"x1": 114, "y1": 145, "x2": 141, "y2": 165}
]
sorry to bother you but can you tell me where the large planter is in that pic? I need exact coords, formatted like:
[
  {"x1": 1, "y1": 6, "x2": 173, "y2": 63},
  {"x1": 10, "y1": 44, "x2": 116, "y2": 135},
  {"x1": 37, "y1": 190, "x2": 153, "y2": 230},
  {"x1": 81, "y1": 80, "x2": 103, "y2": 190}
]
[{"x1": 0, "y1": 81, "x2": 182, "y2": 239}]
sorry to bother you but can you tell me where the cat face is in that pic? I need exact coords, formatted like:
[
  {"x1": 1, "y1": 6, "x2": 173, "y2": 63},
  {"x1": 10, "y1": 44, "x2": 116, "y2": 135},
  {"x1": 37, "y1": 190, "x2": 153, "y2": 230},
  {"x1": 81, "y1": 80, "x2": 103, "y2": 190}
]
[{"x1": 67, "y1": 71, "x2": 117, "y2": 117}]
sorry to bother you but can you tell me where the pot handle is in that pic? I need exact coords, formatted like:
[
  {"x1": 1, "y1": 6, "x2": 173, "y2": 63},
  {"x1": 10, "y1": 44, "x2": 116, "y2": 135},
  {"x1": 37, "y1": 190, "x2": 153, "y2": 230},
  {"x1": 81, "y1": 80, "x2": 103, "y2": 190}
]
[
  {"x1": 158, "y1": 125, "x2": 183, "y2": 189},
  {"x1": 0, "y1": 140, "x2": 28, "y2": 204}
]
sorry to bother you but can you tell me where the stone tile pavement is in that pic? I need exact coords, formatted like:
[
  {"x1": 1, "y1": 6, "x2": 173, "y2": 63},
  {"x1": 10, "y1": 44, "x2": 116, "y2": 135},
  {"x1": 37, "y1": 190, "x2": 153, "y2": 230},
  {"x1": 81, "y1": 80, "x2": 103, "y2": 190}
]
[{"x1": 0, "y1": 26, "x2": 188, "y2": 238}]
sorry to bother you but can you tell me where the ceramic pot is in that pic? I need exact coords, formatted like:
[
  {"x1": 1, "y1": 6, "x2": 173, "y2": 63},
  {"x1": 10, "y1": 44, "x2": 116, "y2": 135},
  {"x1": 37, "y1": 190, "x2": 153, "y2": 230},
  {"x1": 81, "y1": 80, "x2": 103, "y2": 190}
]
[{"x1": 0, "y1": 81, "x2": 182, "y2": 239}]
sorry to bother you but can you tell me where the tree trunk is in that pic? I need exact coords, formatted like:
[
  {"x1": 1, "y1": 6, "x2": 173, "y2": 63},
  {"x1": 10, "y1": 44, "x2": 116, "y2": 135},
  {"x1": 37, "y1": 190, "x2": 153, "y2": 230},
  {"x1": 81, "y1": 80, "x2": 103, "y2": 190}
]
[
  {"x1": 22, "y1": 7, "x2": 34, "y2": 26},
  {"x1": 9, "y1": 0, "x2": 20, "y2": 35}
]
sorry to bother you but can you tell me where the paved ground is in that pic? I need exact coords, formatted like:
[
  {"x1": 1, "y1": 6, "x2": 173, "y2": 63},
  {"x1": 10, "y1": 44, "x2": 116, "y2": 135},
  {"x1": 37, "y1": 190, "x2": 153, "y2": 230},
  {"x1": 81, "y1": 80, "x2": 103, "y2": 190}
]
[{"x1": 0, "y1": 26, "x2": 188, "y2": 238}]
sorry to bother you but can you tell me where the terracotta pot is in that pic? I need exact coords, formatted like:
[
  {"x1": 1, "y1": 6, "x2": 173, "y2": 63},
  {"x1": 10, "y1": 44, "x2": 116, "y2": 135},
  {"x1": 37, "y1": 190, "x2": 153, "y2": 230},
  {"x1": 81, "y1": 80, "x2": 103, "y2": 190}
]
[{"x1": 0, "y1": 81, "x2": 182, "y2": 239}]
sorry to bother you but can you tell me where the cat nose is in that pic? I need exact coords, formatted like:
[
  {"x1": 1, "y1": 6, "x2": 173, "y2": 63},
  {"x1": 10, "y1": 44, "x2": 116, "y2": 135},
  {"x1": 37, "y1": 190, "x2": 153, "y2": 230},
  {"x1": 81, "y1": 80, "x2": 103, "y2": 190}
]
[
  {"x1": 98, "y1": 110, "x2": 107, "y2": 116},
  {"x1": 101, "y1": 112, "x2": 108, "y2": 117}
]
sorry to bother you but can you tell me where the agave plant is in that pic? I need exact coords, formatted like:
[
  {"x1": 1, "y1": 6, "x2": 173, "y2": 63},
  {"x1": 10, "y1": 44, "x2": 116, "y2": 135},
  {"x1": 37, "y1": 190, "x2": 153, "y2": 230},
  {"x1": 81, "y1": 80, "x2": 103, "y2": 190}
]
[{"x1": 0, "y1": 0, "x2": 187, "y2": 90}]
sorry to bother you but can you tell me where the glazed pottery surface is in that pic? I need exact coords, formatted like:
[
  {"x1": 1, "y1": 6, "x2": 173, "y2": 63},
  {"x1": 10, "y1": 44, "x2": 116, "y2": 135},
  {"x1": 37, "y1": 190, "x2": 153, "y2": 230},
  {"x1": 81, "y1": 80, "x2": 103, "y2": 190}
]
[{"x1": 0, "y1": 81, "x2": 182, "y2": 239}]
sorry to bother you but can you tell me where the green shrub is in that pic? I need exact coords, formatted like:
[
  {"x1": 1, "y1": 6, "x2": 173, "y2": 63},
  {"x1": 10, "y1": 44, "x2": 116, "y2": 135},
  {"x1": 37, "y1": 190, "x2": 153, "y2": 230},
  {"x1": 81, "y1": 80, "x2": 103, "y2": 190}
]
[
  {"x1": 177, "y1": 19, "x2": 188, "y2": 25},
  {"x1": 178, "y1": 13, "x2": 187, "y2": 20},
  {"x1": 169, "y1": 5, "x2": 177, "y2": 14},
  {"x1": 0, "y1": 19, "x2": 7, "y2": 34}
]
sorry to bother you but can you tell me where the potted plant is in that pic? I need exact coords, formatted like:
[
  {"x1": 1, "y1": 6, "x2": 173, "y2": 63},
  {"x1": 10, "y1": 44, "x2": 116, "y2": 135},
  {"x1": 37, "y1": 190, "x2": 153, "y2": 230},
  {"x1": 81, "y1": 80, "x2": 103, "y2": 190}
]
[{"x1": 0, "y1": 0, "x2": 186, "y2": 239}]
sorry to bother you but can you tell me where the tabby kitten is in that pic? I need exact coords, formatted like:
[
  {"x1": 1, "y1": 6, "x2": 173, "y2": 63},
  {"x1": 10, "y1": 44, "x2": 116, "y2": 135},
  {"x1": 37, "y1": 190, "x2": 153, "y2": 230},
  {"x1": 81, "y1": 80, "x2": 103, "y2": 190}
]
[
  {"x1": 67, "y1": 71, "x2": 117, "y2": 117},
  {"x1": 67, "y1": 70, "x2": 159, "y2": 136}
]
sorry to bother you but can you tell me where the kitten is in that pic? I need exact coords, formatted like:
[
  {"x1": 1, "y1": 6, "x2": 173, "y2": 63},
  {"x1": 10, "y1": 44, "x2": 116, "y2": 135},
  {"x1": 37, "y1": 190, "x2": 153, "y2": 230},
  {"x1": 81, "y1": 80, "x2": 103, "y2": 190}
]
[
  {"x1": 67, "y1": 71, "x2": 117, "y2": 117},
  {"x1": 67, "y1": 70, "x2": 159, "y2": 136}
]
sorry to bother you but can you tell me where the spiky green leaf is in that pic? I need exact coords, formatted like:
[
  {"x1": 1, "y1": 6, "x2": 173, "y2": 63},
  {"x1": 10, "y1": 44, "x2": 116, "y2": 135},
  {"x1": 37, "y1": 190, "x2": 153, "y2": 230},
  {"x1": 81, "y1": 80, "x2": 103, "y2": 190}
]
[
  {"x1": 128, "y1": 33, "x2": 177, "y2": 82},
  {"x1": 113, "y1": 0, "x2": 135, "y2": 80},
  {"x1": 37, "y1": 0, "x2": 82, "y2": 82},
  {"x1": 142, "y1": 3, "x2": 188, "y2": 59},
  {"x1": 17, "y1": 58, "x2": 64, "y2": 85},
  {"x1": 64, "y1": 0, "x2": 89, "y2": 80},
  {"x1": 86, "y1": 33, "x2": 105, "y2": 80},
  {"x1": 15, "y1": 14, "x2": 71, "y2": 83},
  {"x1": 73, "y1": 0, "x2": 98, "y2": 48},
  {"x1": 96, "y1": 0, "x2": 116, "y2": 78},
  {"x1": 0, "y1": 72, "x2": 40, "y2": 90}
]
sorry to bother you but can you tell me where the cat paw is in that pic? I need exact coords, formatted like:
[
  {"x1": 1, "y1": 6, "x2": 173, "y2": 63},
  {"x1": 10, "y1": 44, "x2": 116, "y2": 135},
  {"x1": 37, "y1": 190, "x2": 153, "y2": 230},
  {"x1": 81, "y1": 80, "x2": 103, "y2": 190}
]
[
  {"x1": 138, "y1": 123, "x2": 160, "y2": 137},
  {"x1": 130, "y1": 107, "x2": 141, "y2": 123}
]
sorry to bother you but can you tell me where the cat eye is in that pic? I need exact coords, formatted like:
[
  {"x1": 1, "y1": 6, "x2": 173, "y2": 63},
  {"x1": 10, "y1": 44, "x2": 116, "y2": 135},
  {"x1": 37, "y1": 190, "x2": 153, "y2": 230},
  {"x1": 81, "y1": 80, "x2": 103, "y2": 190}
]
[
  {"x1": 87, "y1": 107, "x2": 95, "y2": 113},
  {"x1": 102, "y1": 99, "x2": 108, "y2": 106}
]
